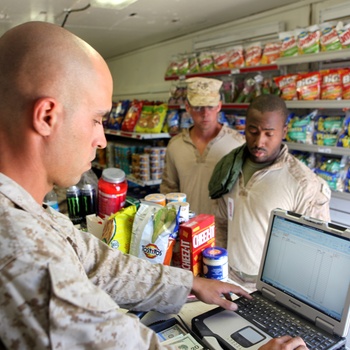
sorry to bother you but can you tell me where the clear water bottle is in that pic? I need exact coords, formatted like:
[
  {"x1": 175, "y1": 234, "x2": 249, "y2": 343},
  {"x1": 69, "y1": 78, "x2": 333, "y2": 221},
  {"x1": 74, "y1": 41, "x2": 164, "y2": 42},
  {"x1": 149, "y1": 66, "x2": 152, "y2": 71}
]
[{"x1": 44, "y1": 190, "x2": 59, "y2": 212}]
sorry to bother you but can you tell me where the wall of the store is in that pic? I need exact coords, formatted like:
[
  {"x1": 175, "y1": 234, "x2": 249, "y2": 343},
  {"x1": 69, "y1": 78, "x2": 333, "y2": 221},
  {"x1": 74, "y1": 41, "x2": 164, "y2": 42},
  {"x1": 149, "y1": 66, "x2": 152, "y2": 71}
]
[
  {"x1": 106, "y1": 0, "x2": 349, "y2": 102},
  {"x1": 105, "y1": 0, "x2": 350, "y2": 226}
]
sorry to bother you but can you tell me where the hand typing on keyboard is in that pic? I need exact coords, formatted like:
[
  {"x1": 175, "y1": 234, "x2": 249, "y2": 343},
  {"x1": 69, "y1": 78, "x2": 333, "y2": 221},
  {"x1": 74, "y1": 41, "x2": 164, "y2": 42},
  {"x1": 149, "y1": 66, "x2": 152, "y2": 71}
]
[{"x1": 259, "y1": 335, "x2": 308, "y2": 350}]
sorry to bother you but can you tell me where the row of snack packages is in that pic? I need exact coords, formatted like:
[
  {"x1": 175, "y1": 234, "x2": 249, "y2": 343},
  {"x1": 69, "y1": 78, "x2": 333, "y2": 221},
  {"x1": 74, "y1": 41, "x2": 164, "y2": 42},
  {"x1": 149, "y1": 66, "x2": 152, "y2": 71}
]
[
  {"x1": 292, "y1": 152, "x2": 350, "y2": 193},
  {"x1": 165, "y1": 21, "x2": 350, "y2": 76}
]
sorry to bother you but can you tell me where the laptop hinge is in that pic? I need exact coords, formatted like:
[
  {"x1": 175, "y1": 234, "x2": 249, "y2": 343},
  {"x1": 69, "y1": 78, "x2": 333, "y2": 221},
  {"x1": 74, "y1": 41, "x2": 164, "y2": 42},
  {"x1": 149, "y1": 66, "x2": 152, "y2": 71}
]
[
  {"x1": 315, "y1": 317, "x2": 335, "y2": 334},
  {"x1": 261, "y1": 287, "x2": 276, "y2": 302}
]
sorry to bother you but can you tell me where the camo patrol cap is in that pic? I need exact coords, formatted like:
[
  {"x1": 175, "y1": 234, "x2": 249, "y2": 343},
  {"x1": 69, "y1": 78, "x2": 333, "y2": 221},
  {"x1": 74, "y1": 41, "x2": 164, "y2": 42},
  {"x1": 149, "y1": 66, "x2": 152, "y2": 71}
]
[{"x1": 186, "y1": 77, "x2": 222, "y2": 107}]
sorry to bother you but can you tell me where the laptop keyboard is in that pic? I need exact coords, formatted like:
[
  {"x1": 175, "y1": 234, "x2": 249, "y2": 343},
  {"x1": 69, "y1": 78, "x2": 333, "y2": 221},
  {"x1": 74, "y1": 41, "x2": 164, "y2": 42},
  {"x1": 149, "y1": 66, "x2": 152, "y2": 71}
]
[{"x1": 235, "y1": 294, "x2": 341, "y2": 350}]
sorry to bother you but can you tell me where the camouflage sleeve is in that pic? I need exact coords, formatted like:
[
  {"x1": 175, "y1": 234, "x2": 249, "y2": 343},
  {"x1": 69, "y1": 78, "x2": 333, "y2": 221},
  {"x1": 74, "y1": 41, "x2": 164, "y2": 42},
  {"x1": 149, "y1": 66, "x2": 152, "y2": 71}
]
[
  {"x1": 212, "y1": 198, "x2": 228, "y2": 248},
  {"x1": 69, "y1": 226, "x2": 193, "y2": 313}
]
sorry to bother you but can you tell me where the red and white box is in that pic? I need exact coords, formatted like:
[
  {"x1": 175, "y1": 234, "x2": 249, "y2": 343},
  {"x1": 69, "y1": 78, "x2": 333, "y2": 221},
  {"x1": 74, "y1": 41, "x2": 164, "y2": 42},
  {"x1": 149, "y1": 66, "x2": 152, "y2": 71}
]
[{"x1": 179, "y1": 214, "x2": 215, "y2": 276}]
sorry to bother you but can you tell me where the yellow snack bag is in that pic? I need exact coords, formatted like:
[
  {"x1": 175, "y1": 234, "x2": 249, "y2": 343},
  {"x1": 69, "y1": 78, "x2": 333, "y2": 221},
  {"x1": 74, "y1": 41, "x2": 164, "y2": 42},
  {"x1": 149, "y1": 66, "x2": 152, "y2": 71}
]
[{"x1": 101, "y1": 205, "x2": 137, "y2": 253}]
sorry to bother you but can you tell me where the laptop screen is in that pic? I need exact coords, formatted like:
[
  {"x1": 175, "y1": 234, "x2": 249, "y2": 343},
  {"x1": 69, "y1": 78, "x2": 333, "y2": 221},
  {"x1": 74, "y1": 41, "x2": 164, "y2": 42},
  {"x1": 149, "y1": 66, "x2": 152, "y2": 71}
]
[{"x1": 261, "y1": 214, "x2": 350, "y2": 322}]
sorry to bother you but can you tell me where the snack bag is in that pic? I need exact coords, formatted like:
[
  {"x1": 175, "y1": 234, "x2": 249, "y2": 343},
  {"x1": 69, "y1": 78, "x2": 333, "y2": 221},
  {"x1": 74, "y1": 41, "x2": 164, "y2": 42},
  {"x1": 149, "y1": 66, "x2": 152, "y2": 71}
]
[
  {"x1": 341, "y1": 69, "x2": 350, "y2": 99},
  {"x1": 227, "y1": 45, "x2": 245, "y2": 68},
  {"x1": 274, "y1": 74, "x2": 298, "y2": 100},
  {"x1": 165, "y1": 110, "x2": 180, "y2": 135},
  {"x1": 296, "y1": 72, "x2": 321, "y2": 100},
  {"x1": 134, "y1": 104, "x2": 168, "y2": 134},
  {"x1": 188, "y1": 53, "x2": 201, "y2": 74},
  {"x1": 320, "y1": 22, "x2": 342, "y2": 52},
  {"x1": 315, "y1": 115, "x2": 345, "y2": 133},
  {"x1": 286, "y1": 110, "x2": 317, "y2": 144},
  {"x1": 245, "y1": 42, "x2": 262, "y2": 67},
  {"x1": 338, "y1": 22, "x2": 350, "y2": 49},
  {"x1": 260, "y1": 41, "x2": 281, "y2": 64},
  {"x1": 121, "y1": 100, "x2": 144, "y2": 132},
  {"x1": 165, "y1": 55, "x2": 179, "y2": 77},
  {"x1": 279, "y1": 30, "x2": 299, "y2": 57},
  {"x1": 129, "y1": 202, "x2": 178, "y2": 265},
  {"x1": 101, "y1": 205, "x2": 137, "y2": 253},
  {"x1": 212, "y1": 50, "x2": 229, "y2": 70},
  {"x1": 297, "y1": 25, "x2": 321, "y2": 54},
  {"x1": 177, "y1": 54, "x2": 190, "y2": 76},
  {"x1": 320, "y1": 69, "x2": 342, "y2": 100},
  {"x1": 107, "y1": 100, "x2": 130, "y2": 130},
  {"x1": 198, "y1": 52, "x2": 215, "y2": 72}
]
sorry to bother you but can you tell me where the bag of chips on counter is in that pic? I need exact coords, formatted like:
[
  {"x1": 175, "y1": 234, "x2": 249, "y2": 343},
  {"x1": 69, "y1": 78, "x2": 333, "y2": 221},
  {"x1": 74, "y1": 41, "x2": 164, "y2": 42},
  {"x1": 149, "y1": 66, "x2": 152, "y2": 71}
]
[{"x1": 129, "y1": 202, "x2": 179, "y2": 265}]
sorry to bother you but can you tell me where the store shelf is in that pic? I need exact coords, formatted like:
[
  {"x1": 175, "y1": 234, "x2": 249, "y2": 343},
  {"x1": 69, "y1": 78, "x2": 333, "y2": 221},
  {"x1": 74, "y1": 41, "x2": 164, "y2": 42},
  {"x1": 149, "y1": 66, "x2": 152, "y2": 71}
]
[
  {"x1": 168, "y1": 103, "x2": 250, "y2": 110},
  {"x1": 331, "y1": 191, "x2": 350, "y2": 201},
  {"x1": 126, "y1": 175, "x2": 162, "y2": 187},
  {"x1": 285, "y1": 142, "x2": 350, "y2": 156},
  {"x1": 164, "y1": 64, "x2": 279, "y2": 81},
  {"x1": 104, "y1": 129, "x2": 171, "y2": 139},
  {"x1": 286, "y1": 100, "x2": 350, "y2": 110},
  {"x1": 276, "y1": 48, "x2": 350, "y2": 66}
]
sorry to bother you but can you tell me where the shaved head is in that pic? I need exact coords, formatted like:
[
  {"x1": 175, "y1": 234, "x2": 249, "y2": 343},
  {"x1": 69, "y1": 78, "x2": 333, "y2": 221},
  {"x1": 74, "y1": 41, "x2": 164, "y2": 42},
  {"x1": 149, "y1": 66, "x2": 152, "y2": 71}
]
[
  {"x1": 0, "y1": 21, "x2": 109, "y2": 126},
  {"x1": 0, "y1": 21, "x2": 113, "y2": 201}
]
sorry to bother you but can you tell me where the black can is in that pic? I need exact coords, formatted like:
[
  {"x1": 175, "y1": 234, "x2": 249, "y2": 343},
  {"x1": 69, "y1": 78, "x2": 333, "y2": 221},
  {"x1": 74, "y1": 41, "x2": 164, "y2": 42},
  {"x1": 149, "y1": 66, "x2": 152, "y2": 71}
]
[
  {"x1": 66, "y1": 185, "x2": 83, "y2": 225},
  {"x1": 81, "y1": 184, "x2": 97, "y2": 219}
]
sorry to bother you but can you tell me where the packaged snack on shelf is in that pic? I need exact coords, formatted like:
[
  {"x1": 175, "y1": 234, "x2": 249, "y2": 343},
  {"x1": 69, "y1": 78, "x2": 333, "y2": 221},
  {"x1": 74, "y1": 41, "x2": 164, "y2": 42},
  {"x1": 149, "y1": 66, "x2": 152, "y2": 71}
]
[
  {"x1": 297, "y1": 25, "x2": 321, "y2": 54},
  {"x1": 320, "y1": 69, "x2": 343, "y2": 100},
  {"x1": 121, "y1": 99, "x2": 143, "y2": 132},
  {"x1": 274, "y1": 74, "x2": 298, "y2": 100},
  {"x1": 338, "y1": 22, "x2": 350, "y2": 49},
  {"x1": 165, "y1": 55, "x2": 179, "y2": 77},
  {"x1": 245, "y1": 42, "x2": 262, "y2": 67},
  {"x1": 227, "y1": 45, "x2": 245, "y2": 68},
  {"x1": 314, "y1": 115, "x2": 345, "y2": 133},
  {"x1": 198, "y1": 51, "x2": 215, "y2": 72},
  {"x1": 134, "y1": 103, "x2": 168, "y2": 133},
  {"x1": 177, "y1": 54, "x2": 190, "y2": 76},
  {"x1": 234, "y1": 77, "x2": 256, "y2": 103},
  {"x1": 320, "y1": 21, "x2": 342, "y2": 52},
  {"x1": 212, "y1": 50, "x2": 229, "y2": 70},
  {"x1": 180, "y1": 111, "x2": 193, "y2": 130},
  {"x1": 165, "y1": 110, "x2": 180, "y2": 135},
  {"x1": 341, "y1": 69, "x2": 350, "y2": 99},
  {"x1": 344, "y1": 168, "x2": 350, "y2": 192},
  {"x1": 101, "y1": 205, "x2": 137, "y2": 253},
  {"x1": 260, "y1": 41, "x2": 281, "y2": 64},
  {"x1": 314, "y1": 155, "x2": 348, "y2": 192},
  {"x1": 313, "y1": 132, "x2": 339, "y2": 146},
  {"x1": 296, "y1": 71, "x2": 321, "y2": 100},
  {"x1": 188, "y1": 53, "x2": 201, "y2": 74},
  {"x1": 286, "y1": 110, "x2": 316, "y2": 144},
  {"x1": 221, "y1": 79, "x2": 235, "y2": 103},
  {"x1": 291, "y1": 150, "x2": 316, "y2": 169},
  {"x1": 279, "y1": 30, "x2": 299, "y2": 57}
]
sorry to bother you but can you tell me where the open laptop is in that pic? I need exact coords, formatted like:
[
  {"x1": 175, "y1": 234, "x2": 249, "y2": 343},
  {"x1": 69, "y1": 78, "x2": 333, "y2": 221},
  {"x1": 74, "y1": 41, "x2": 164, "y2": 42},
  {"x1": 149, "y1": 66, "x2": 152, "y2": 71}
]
[{"x1": 192, "y1": 209, "x2": 350, "y2": 350}]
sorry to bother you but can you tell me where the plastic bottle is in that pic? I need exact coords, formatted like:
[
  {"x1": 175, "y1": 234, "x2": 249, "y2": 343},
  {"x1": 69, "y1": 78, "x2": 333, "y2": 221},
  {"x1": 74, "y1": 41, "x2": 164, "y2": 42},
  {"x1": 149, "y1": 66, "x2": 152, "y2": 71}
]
[
  {"x1": 98, "y1": 168, "x2": 128, "y2": 218},
  {"x1": 44, "y1": 190, "x2": 59, "y2": 212}
]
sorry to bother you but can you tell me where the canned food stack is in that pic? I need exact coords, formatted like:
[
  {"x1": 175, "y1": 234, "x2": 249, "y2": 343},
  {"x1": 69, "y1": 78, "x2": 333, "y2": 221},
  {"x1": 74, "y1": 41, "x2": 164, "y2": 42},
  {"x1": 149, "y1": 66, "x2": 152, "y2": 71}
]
[
  {"x1": 149, "y1": 147, "x2": 166, "y2": 181},
  {"x1": 132, "y1": 153, "x2": 150, "y2": 181}
]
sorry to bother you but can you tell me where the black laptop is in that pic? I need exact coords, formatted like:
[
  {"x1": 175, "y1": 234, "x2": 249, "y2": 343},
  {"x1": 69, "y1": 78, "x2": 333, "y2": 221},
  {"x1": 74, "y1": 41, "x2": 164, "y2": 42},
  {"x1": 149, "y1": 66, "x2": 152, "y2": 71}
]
[{"x1": 192, "y1": 209, "x2": 350, "y2": 350}]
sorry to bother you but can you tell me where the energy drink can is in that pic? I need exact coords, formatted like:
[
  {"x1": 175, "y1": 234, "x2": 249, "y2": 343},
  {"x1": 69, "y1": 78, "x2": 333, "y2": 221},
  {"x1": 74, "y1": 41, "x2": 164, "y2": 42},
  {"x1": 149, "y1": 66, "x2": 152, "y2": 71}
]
[
  {"x1": 66, "y1": 185, "x2": 83, "y2": 225},
  {"x1": 81, "y1": 184, "x2": 97, "y2": 219}
]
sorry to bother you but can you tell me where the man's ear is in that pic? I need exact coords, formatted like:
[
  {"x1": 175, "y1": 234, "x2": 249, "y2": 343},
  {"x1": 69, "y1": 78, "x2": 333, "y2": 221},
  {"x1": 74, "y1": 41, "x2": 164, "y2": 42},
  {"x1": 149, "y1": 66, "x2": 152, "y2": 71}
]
[{"x1": 32, "y1": 97, "x2": 58, "y2": 136}]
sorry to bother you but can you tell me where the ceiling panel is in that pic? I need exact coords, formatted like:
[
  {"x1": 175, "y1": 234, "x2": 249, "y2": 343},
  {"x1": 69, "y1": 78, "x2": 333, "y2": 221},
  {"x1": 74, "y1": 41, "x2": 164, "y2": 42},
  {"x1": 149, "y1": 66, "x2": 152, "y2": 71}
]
[{"x1": 0, "y1": 0, "x2": 304, "y2": 59}]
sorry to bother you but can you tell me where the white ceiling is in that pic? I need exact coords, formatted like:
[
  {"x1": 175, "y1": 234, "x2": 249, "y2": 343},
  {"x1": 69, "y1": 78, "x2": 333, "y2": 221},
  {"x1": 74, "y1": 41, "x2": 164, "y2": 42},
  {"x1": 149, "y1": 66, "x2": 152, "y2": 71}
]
[{"x1": 0, "y1": 0, "x2": 303, "y2": 59}]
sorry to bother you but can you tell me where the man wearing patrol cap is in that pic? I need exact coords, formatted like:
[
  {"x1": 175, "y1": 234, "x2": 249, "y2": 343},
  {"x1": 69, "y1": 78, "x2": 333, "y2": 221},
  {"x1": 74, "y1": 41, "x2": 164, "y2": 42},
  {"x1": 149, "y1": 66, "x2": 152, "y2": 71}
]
[{"x1": 161, "y1": 77, "x2": 244, "y2": 247}]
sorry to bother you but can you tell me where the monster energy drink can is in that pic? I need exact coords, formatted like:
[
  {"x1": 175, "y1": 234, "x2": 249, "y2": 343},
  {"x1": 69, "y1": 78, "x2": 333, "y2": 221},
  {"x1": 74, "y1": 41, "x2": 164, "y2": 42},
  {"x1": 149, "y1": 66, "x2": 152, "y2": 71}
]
[
  {"x1": 81, "y1": 184, "x2": 97, "y2": 220},
  {"x1": 66, "y1": 185, "x2": 83, "y2": 225}
]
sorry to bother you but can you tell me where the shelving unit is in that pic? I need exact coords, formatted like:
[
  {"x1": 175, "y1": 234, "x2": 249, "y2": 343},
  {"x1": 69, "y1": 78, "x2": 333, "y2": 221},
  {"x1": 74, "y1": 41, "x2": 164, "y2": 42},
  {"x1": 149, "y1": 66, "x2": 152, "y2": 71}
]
[{"x1": 104, "y1": 129, "x2": 171, "y2": 140}]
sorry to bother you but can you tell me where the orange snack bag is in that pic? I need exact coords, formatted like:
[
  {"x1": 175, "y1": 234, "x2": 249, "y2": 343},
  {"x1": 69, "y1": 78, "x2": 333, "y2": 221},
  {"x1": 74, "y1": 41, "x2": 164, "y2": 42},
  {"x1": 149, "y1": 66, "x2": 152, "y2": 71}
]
[
  {"x1": 227, "y1": 46, "x2": 245, "y2": 68},
  {"x1": 261, "y1": 41, "x2": 281, "y2": 64},
  {"x1": 245, "y1": 42, "x2": 262, "y2": 67},
  {"x1": 296, "y1": 72, "x2": 321, "y2": 100},
  {"x1": 341, "y1": 69, "x2": 350, "y2": 99},
  {"x1": 212, "y1": 50, "x2": 229, "y2": 70},
  {"x1": 121, "y1": 100, "x2": 144, "y2": 132},
  {"x1": 274, "y1": 74, "x2": 298, "y2": 100},
  {"x1": 320, "y1": 69, "x2": 342, "y2": 100}
]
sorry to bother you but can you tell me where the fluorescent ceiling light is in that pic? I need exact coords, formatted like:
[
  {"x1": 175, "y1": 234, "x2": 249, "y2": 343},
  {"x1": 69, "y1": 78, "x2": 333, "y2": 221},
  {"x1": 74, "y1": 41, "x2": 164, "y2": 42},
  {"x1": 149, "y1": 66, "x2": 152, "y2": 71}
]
[{"x1": 90, "y1": 0, "x2": 138, "y2": 10}]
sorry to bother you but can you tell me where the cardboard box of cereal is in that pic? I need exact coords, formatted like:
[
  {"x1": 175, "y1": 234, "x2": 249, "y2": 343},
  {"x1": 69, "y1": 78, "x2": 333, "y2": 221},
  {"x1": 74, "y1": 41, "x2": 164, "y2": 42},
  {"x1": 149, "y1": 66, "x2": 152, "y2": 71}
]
[{"x1": 179, "y1": 214, "x2": 215, "y2": 276}]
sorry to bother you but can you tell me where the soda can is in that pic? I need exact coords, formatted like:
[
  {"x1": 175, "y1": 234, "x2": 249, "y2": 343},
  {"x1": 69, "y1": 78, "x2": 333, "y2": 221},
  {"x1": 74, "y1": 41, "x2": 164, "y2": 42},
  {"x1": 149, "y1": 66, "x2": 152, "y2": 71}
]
[
  {"x1": 66, "y1": 185, "x2": 83, "y2": 225},
  {"x1": 81, "y1": 184, "x2": 97, "y2": 219}
]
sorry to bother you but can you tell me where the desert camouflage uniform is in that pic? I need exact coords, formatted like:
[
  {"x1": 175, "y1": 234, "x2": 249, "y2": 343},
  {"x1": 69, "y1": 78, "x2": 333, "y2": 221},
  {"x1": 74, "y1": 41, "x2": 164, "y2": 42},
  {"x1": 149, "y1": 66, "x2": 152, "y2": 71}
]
[
  {"x1": 160, "y1": 124, "x2": 245, "y2": 219},
  {"x1": 0, "y1": 173, "x2": 193, "y2": 349},
  {"x1": 214, "y1": 144, "x2": 331, "y2": 283}
]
